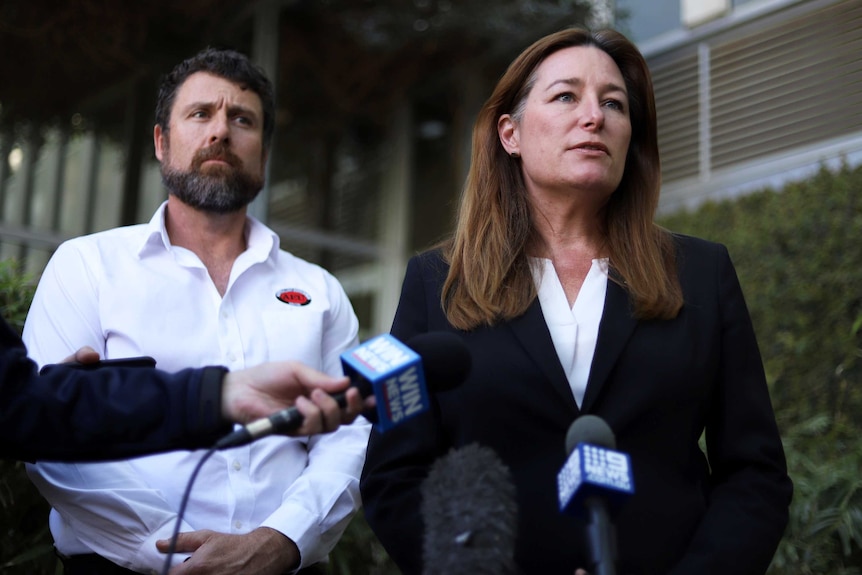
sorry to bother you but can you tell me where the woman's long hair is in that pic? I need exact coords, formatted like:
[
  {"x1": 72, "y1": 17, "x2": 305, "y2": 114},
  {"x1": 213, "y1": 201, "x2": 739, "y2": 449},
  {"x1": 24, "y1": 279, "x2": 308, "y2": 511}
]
[{"x1": 442, "y1": 27, "x2": 682, "y2": 330}]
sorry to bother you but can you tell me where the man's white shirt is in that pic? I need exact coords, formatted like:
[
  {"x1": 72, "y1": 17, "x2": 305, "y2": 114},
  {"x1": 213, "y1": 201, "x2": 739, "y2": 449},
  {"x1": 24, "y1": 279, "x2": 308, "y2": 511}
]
[{"x1": 23, "y1": 202, "x2": 369, "y2": 573}]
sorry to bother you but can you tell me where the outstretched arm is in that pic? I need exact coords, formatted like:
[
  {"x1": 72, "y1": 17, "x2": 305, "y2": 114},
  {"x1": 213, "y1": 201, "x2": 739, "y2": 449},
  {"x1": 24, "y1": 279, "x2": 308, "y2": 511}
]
[{"x1": 1, "y1": 332, "x2": 371, "y2": 462}]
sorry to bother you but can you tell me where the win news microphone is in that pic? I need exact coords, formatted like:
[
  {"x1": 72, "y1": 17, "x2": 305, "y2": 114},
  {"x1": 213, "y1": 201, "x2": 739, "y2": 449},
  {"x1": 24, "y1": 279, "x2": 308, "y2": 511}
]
[
  {"x1": 557, "y1": 415, "x2": 634, "y2": 575},
  {"x1": 421, "y1": 443, "x2": 518, "y2": 575},
  {"x1": 215, "y1": 332, "x2": 470, "y2": 448}
]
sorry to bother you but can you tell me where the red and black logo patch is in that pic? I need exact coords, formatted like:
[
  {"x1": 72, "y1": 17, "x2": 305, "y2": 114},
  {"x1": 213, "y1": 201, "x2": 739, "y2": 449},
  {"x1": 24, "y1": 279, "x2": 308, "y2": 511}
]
[{"x1": 276, "y1": 288, "x2": 312, "y2": 306}]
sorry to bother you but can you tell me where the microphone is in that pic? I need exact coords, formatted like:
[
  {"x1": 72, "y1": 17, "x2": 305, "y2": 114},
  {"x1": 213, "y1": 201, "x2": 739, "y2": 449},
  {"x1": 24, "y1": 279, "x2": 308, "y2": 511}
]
[
  {"x1": 421, "y1": 443, "x2": 518, "y2": 575},
  {"x1": 557, "y1": 415, "x2": 634, "y2": 575},
  {"x1": 341, "y1": 331, "x2": 468, "y2": 431},
  {"x1": 215, "y1": 332, "x2": 470, "y2": 448}
]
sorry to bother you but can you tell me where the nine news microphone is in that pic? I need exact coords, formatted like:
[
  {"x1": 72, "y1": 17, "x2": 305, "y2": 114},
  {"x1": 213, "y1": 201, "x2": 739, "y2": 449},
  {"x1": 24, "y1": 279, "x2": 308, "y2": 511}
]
[
  {"x1": 215, "y1": 332, "x2": 470, "y2": 448},
  {"x1": 557, "y1": 415, "x2": 634, "y2": 575},
  {"x1": 421, "y1": 443, "x2": 518, "y2": 575}
]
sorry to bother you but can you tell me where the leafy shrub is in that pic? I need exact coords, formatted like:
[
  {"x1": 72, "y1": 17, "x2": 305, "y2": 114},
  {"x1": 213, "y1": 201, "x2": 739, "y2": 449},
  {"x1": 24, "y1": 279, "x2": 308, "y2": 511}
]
[
  {"x1": 0, "y1": 260, "x2": 57, "y2": 574},
  {"x1": 660, "y1": 163, "x2": 862, "y2": 574}
]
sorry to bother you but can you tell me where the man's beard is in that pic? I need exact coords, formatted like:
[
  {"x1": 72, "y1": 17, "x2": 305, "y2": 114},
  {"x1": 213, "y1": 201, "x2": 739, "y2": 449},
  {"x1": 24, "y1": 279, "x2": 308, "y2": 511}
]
[{"x1": 160, "y1": 142, "x2": 264, "y2": 214}]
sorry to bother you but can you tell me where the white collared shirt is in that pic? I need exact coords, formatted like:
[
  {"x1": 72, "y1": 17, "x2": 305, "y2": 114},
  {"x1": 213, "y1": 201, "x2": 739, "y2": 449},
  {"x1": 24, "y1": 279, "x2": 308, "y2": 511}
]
[
  {"x1": 531, "y1": 257, "x2": 608, "y2": 408},
  {"x1": 23, "y1": 202, "x2": 368, "y2": 573}
]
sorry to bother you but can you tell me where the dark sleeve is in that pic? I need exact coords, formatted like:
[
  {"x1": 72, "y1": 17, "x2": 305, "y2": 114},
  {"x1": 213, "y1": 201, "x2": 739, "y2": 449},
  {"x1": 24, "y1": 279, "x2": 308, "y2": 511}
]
[
  {"x1": 360, "y1": 253, "x2": 447, "y2": 575},
  {"x1": 0, "y1": 317, "x2": 231, "y2": 462},
  {"x1": 669, "y1": 241, "x2": 793, "y2": 575}
]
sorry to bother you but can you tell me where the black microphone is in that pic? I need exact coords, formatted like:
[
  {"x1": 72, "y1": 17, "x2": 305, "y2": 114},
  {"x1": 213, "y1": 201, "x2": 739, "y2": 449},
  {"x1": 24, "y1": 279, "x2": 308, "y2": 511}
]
[
  {"x1": 421, "y1": 443, "x2": 518, "y2": 575},
  {"x1": 215, "y1": 332, "x2": 471, "y2": 448},
  {"x1": 557, "y1": 415, "x2": 634, "y2": 575}
]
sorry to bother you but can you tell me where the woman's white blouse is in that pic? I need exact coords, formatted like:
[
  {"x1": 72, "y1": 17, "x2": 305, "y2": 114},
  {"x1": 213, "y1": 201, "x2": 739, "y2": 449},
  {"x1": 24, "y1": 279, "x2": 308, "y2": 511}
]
[{"x1": 531, "y1": 257, "x2": 609, "y2": 408}]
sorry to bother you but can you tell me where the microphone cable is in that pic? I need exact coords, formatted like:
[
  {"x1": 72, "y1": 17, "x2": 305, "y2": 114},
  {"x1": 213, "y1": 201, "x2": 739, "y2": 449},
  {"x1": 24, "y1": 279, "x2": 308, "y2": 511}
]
[{"x1": 160, "y1": 446, "x2": 217, "y2": 575}]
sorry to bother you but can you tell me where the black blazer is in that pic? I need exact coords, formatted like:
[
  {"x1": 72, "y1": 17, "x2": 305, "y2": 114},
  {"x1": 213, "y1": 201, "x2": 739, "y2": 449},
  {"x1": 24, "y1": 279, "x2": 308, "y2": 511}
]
[{"x1": 360, "y1": 235, "x2": 792, "y2": 575}]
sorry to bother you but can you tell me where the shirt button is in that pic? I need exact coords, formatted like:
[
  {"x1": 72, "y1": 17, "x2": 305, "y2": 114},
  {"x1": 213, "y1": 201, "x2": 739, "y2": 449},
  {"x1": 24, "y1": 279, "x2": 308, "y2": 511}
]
[
  {"x1": 234, "y1": 520, "x2": 243, "y2": 529},
  {"x1": 232, "y1": 460, "x2": 241, "y2": 471}
]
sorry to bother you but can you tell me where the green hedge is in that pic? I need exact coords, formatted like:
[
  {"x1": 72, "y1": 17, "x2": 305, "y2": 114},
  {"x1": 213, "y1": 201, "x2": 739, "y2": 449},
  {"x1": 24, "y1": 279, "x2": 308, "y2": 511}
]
[
  {"x1": 660, "y1": 163, "x2": 862, "y2": 574},
  {"x1": 0, "y1": 261, "x2": 57, "y2": 574},
  {"x1": 2, "y1": 163, "x2": 861, "y2": 573}
]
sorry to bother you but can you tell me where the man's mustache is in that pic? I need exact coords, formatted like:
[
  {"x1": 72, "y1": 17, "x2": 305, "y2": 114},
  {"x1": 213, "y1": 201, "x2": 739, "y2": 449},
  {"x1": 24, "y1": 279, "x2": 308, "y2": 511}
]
[{"x1": 192, "y1": 143, "x2": 242, "y2": 170}]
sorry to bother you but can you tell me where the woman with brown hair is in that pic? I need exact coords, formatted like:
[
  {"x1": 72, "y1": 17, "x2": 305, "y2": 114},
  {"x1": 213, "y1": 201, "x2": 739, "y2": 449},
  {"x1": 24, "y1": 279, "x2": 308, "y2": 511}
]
[{"x1": 361, "y1": 27, "x2": 791, "y2": 574}]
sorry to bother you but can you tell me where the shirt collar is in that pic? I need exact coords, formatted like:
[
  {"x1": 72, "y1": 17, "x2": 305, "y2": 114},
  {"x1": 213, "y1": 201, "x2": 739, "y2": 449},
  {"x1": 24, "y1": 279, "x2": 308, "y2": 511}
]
[{"x1": 136, "y1": 200, "x2": 280, "y2": 262}]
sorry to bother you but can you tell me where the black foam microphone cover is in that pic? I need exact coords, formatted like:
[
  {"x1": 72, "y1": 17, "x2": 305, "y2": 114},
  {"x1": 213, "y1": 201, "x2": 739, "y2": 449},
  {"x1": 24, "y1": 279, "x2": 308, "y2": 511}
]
[{"x1": 421, "y1": 443, "x2": 518, "y2": 575}]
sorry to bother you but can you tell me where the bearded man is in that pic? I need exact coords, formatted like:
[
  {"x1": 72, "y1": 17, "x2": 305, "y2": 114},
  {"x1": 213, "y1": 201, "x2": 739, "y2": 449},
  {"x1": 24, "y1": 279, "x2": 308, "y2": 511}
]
[{"x1": 22, "y1": 48, "x2": 369, "y2": 575}]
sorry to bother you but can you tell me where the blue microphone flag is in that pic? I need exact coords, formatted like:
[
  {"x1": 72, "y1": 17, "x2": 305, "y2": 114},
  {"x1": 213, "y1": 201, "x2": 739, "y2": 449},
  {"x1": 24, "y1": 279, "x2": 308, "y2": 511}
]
[
  {"x1": 340, "y1": 333, "x2": 430, "y2": 431},
  {"x1": 558, "y1": 442, "x2": 635, "y2": 518}
]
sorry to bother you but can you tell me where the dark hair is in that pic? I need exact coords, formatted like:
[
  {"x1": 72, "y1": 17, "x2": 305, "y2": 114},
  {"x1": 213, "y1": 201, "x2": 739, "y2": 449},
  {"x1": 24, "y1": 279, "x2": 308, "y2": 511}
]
[
  {"x1": 442, "y1": 27, "x2": 682, "y2": 330},
  {"x1": 155, "y1": 47, "x2": 275, "y2": 148}
]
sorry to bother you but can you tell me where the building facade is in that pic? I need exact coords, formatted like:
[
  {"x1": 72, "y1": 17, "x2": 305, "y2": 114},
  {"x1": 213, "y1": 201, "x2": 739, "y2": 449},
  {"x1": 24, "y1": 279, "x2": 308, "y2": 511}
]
[
  {"x1": 624, "y1": 0, "x2": 862, "y2": 214},
  {"x1": 1, "y1": 0, "x2": 858, "y2": 335}
]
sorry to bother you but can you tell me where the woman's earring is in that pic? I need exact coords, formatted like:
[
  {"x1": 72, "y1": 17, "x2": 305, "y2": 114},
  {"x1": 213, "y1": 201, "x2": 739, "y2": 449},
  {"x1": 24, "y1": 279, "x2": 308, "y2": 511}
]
[{"x1": 510, "y1": 151, "x2": 520, "y2": 158}]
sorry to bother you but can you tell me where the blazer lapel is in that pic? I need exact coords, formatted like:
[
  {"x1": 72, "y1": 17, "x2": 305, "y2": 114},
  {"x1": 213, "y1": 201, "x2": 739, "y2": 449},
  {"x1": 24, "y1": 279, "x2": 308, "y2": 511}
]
[
  {"x1": 580, "y1": 278, "x2": 638, "y2": 412},
  {"x1": 508, "y1": 298, "x2": 580, "y2": 413}
]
